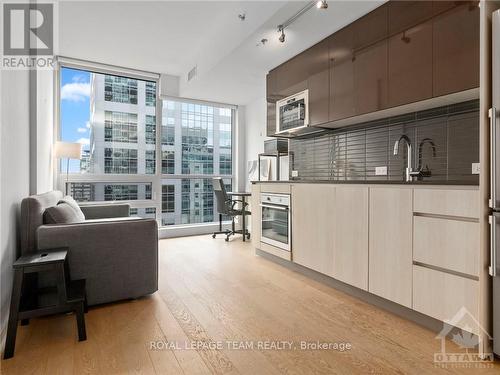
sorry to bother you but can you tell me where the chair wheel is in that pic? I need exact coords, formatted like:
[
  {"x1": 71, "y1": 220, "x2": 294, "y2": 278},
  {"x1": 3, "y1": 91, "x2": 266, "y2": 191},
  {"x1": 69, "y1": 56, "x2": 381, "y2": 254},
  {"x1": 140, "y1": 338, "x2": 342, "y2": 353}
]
[
  {"x1": 247, "y1": 234, "x2": 251, "y2": 239},
  {"x1": 212, "y1": 234, "x2": 216, "y2": 239},
  {"x1": 225, "y1": 237, "x2": 229, "y2": 242}
]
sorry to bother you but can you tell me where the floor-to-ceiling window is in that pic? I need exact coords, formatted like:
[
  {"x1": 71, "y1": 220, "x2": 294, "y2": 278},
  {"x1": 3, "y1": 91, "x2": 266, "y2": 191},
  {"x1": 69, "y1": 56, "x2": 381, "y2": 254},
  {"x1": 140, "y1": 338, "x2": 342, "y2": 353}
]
[
  {"x1": 58, "y1": 61, "x2": 234, "y2": 229},
  {"x1": 58, "y1": 64, "x2": 157, "y2": 219},
  {"x1": 160, "y1": 98, "x2": 234, "y2": 226}
]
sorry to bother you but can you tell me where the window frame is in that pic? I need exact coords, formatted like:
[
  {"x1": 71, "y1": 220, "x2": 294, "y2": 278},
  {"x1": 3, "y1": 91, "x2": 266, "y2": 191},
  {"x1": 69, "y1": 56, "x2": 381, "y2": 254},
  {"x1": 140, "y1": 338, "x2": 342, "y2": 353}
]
[{"x1": 55, "y1": 57, "x2": 237, "y2": 233}]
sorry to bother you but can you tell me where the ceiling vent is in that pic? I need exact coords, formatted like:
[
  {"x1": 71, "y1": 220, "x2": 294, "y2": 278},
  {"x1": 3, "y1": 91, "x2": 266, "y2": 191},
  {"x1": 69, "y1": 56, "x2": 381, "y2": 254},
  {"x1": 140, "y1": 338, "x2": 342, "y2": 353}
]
[{"x1": 188, "y1": 65, "x2": 197, "y2": 81}]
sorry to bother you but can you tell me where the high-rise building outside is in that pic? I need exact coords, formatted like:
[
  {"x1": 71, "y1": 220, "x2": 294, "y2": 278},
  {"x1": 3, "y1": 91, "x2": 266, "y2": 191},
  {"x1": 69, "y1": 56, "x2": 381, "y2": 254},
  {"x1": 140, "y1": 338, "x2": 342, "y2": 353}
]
[{"x1": 70, "y1": 72, "x2": 233, "y2": 226}]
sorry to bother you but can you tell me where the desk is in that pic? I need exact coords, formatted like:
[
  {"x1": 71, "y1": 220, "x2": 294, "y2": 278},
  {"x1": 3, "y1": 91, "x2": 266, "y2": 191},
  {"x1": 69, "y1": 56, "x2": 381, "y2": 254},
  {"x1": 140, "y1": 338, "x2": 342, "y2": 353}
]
[{"x1": 227, "y1": 191, "x2": 251, "y2": 242}]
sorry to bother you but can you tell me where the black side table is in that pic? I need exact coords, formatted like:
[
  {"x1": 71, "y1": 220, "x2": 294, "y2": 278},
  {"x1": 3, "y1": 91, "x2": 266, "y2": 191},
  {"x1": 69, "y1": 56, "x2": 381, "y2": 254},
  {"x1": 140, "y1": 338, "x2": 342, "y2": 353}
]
[{"x1": 3, "y1": 248, "x2": 87, "y2": 359}]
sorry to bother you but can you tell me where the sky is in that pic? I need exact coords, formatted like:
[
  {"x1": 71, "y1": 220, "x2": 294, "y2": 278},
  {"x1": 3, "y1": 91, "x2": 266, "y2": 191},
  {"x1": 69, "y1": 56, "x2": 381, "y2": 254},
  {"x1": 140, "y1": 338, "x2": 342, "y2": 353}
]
[{"x1": 60, "y1": 67, "x2": 91, "y2": 172}]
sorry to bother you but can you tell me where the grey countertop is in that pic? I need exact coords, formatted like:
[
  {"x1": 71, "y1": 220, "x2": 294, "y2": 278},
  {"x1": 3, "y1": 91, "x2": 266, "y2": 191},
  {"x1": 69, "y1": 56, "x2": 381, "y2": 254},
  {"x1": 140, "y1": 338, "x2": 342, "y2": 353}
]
[{"x1": 251, "y1": 179, "x2": 479, "y2": 186}]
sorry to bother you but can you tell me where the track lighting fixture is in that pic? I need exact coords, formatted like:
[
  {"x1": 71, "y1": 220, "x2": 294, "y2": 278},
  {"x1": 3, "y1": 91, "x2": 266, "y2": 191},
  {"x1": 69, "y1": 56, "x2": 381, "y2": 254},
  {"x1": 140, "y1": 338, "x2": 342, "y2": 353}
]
[
  {"x1": 274, "y1": 1, "x2": 327, "y2": 44},
  {"x1": 316, "y1": 1, "x2": 328, "y2": 9}
]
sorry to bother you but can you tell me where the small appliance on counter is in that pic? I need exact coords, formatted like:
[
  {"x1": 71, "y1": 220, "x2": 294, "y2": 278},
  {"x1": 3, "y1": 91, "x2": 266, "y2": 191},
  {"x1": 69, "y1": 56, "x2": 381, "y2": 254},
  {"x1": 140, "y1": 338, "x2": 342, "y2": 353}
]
[
  {"x1": 258, "y1": 140, "x2": 289, "y2": 181},
  {"x1": 264, "y1": 139, "x2": 288, "y2": 154}
]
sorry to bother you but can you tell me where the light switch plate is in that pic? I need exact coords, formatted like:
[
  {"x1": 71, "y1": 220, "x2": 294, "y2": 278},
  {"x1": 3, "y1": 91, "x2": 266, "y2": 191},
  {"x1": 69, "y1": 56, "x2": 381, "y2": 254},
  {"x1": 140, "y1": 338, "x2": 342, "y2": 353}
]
[
  {"x1": 375, "y1": 166, "x2": 388, "y2": 176},
  {"x1": 472, "y1": 163, "x2": 480, "y2": 175},
  {"x1": 291, "y1": 170, "x2": 299, "y2": 177}
]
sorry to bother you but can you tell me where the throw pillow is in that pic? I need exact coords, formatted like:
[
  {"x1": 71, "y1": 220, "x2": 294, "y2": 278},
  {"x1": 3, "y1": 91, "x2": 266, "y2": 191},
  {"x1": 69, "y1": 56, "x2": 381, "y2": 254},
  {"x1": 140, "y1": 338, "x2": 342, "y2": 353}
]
[
  {"x1": 44, "y1": 202, "x2": 84, "y2": 224},
  {"x1": 58, "y1": 195, "x2": 85, "y2": 221}
]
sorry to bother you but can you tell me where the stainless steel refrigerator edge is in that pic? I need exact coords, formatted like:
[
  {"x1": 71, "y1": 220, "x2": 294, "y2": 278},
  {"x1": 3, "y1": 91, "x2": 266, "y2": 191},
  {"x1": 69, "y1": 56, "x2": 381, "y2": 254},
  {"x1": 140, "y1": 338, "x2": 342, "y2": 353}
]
[{"x1": 490, "y1": 9, "x2": 500, "y2": 357}]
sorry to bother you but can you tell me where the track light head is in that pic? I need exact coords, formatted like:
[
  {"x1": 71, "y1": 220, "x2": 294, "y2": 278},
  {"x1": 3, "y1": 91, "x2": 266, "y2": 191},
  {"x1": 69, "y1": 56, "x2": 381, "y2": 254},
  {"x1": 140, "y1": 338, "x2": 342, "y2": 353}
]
[
  {"x1": 316, "y1": 0, "x2": 328, "y2": 9},
  {"x1": 279, "y1": 29, "x2": 285, "y2": 43},
  {"x1": 278, "y1": 26, "x2": 286, "y2": 43}
]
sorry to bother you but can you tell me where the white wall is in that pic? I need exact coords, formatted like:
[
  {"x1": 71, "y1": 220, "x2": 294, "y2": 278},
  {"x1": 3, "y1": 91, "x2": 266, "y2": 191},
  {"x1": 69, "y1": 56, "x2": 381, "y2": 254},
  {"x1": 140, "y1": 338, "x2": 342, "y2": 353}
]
[
  {"x1": 243, "y1": 96, "x2": 269, "y2": 190},
  {"x1": 0, "y1": 69, "x2": 31, "y2": 346},
  {"x1": 160, "y1": 73, "x2": 180, "y2": 97}
]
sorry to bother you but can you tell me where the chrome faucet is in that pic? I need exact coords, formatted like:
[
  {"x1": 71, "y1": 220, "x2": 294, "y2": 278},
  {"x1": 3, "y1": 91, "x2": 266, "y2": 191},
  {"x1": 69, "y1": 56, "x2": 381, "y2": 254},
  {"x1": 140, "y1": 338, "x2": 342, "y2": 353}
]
[
  {"x1": 393, "y1": 135, "x2": 415, "y2": 182},
  {"x1": 393, "y1": 135, "x2": 437, "y2": 182},
  {"x1": 416, "y1": 138, "x2": 437, "y2": 178}
]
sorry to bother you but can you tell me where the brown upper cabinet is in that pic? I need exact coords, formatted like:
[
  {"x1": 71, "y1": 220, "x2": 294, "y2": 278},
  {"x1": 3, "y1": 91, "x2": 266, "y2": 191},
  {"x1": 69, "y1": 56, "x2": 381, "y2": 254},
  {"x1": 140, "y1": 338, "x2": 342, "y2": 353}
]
[
  {"x1": 307, "y1": 39, "x2": 330, "y2": 126},
  {"x1": 352, "y1": 4, "x2": 389, "y2": 115},
  {"x1": 354, "y1": 4, "x2": 388, "y2": 49},
  {"x1": 387, "y1": 19, "x2": 433, "y2": 107},
  {"x1": 388, "y1": 1, "x2": 434, "y2": 35},
  {"x1": 266, "y1": 1, "x2": 479, "y2": 135},
  {"x1": 432, "y1": 1, "x2": 460, "y2": 16},
  {"x1": 275, "y1": 50, "x2": 309, "y2": 98},
  {"x1": 354, "y1": 39, "x2": 388, "y2": 115},
  {"x1": 329, "y1": 26, "x2": 356, "y2": 122},
  {"x1": 433, "y1": 2, "x2": 480, "y2": 97}
]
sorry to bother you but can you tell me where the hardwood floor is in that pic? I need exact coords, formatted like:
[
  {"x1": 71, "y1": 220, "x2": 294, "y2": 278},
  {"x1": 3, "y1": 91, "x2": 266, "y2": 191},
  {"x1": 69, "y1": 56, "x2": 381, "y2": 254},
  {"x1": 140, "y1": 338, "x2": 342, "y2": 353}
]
[{"x1": 2, "y1": 235, "x2": 499, "y2": 374}]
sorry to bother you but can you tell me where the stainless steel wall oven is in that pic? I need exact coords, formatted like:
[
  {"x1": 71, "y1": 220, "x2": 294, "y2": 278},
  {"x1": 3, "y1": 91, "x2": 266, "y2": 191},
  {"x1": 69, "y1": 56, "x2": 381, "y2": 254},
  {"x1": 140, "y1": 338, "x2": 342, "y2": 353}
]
[{"x1": 260, "y1": 193, "x2": 291, "y2": 251}]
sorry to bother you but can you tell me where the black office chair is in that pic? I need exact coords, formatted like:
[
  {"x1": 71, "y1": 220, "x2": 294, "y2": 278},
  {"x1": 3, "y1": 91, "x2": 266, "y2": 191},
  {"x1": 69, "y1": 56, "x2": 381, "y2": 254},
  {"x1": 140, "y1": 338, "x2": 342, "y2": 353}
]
[{"x1": 212, "y1": 177, "x2": 251, "y2": 241}]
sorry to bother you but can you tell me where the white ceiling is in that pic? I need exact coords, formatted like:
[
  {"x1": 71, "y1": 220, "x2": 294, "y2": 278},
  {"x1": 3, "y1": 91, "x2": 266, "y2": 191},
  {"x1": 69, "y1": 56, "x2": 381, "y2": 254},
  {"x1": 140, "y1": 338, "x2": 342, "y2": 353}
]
[{"x1": 58, "y1": 1, "x2": 385, "y2": 105}]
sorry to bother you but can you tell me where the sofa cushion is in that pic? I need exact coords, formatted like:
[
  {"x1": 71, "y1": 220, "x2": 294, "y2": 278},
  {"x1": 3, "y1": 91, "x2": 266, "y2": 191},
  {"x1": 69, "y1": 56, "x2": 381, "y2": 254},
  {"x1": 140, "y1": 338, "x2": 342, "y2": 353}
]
[
  {"x1": 44, "y1": 202, "x2": 84, "y2": 224},
  {"x1": 59, "y1": 195, "x2": 85, "y2": 221}
]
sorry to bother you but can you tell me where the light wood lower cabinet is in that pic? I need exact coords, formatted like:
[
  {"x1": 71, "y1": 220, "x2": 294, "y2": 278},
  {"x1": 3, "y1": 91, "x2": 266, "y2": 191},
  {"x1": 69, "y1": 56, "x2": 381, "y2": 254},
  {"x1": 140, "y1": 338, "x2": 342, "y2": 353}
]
[
  {"x1": 413, "y1": 215, "x2": 479, "y2": 277},
  {"x1": 250, "y1": 184, "x2": 261, "y2": 249},
  {"x1": 291, "y1": 184, "x2": 335, "y2": 276},
  {"x1": 333, "y1": 187, "x2": 369, "y2": 290},
  {"x1": 413, "y1": 188, "x2": 479, "y2": 218},
  {"x1": 413, "y1": 265, "x2": 479, "y2": 334},
  {"x1": 254, "y1": 183, "x2": 481, "y2": 324},
  {"x1": 369, "y1": 187, "x2": 413, "y2": 308}
]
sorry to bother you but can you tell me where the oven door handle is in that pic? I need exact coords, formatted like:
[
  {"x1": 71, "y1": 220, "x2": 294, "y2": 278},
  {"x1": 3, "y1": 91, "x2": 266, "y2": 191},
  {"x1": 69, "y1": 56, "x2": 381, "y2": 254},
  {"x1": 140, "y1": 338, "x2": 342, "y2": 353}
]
[{"x1": 260, "y1": 203, "x2": 289, "y2": 211}]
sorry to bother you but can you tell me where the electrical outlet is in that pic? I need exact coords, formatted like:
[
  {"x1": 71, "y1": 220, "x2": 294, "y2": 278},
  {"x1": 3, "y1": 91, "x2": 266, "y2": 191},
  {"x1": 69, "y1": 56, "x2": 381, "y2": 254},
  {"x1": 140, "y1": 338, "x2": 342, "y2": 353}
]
[
  {"x1": 291, "y1": 170, "x2": 299, "y2": 177},
  {"x1": 472, "y1": 163, "x2": 480, "y2": 175},
  {"x1": 375, "y1": 166, "x2": 388, "y2": 176}
]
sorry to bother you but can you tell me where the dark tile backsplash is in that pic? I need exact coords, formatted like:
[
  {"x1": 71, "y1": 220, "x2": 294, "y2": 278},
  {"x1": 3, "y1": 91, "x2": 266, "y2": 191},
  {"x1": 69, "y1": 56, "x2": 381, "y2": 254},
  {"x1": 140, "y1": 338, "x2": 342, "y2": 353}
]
[{"x1": 289, "y1": 100, "x2": 479, "y2": 184}]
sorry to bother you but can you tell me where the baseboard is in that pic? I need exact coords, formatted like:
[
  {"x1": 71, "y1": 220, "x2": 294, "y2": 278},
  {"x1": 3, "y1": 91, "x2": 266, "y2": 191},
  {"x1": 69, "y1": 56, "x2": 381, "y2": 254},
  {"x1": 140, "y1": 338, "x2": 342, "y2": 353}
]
[
  {"x1": 255, "y1": 249, "x2": 465, "y2": 339},
  {"x1": 0, "y1": 320, "x2": 6, "y2": 355},
  {"x1": 159, "y1": 222, "x2": 234, "y2": 239}
]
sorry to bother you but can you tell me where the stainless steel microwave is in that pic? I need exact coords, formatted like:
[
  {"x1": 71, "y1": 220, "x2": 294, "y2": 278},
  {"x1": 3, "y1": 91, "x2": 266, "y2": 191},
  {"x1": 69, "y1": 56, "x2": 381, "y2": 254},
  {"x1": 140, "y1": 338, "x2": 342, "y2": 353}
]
[{"x1": 276, "y1": 89, "x2": 309, "y2": 134}]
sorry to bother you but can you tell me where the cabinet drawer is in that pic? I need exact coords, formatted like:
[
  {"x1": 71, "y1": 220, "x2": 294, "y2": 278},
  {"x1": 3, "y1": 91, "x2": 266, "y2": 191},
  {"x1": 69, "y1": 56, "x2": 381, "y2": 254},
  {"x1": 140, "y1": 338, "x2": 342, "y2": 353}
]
[
  {"x1": 413, "y1": 188, "x2": 479, "y2": 218},
  {"x1": 413, "y1": 216, "x2": 479, "y2": 276},
  {"x1": 260, "y1": 242, "x2": 291, "y2": 261},
  {"x1": 259, "y1": 183, "x2": 290, "y2": 194},
  {"x1": 413, "y1": 265, "x2": 479, "y2": 334}
]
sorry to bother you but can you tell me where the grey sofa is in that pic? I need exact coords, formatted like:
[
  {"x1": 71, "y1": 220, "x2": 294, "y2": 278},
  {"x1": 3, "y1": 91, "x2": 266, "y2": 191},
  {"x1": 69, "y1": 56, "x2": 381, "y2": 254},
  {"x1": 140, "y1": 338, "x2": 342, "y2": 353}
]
[{"x1": 21, "y1": 191, "x2": 158, "y2": 306}]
